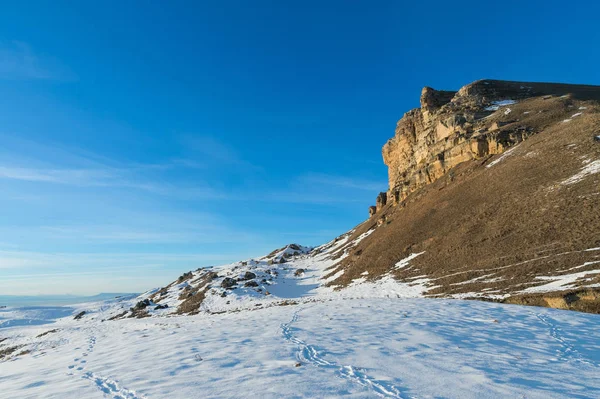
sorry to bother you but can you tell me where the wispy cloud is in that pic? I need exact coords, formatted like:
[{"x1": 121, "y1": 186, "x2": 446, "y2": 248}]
[
  {"x1": 0, "y1": 40, "x2": 74, "y2": 81},
  {"x1": 0, "y1": 161, "x2": 227, "y2": 200},
  {"x1": 267, "y1": 191, "x2": 364, "y2": 204},
  {"x1": 297, "y1": 173, "x2": 386, "y2": 192},
  {"x1": 181, "y1": 135, "x2": 262, "y2": 171},
  {"x1": 0, "y1": 250, "x2": 238, "y2": 270},
  {"x1": 36, "y1": 223, "x2": 257, "y2": 244}
]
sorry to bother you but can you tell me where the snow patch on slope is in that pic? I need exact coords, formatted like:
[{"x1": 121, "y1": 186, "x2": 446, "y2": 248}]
[
  {"x1": 484, "y1": 99, "x2": 517, "y2": 111},
  {"x1": 562, "y1": 159, "x2": 600, "y2": 185}
]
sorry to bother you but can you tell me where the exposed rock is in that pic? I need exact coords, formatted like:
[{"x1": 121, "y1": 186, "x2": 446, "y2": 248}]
[
  {"x1": 108, "y1": 311, "x2": 128, "y2": 321},
  {"x1": 155, "y1": 304, "x2": 169, "y2": 310},
  {"x1": 133, "y1": 299, "x2": 151, "y2": 311},
  {"x1": 241, "y1": 271, "x2": 256, "y2": 280},
  {"x1": 368, "y1": 206, "x2": 377, "y2": 218},
  {"x1": 36, "y1": 329, "x2": 58, "y2": 338},
  {"x1": 380, "y1": 79, "x2": 587, "y2": 205},
  {"x1": 375, "y1": 192, "x2": 387, "y2": 212},
  {"x1": 244, "y1": 280, "x2": 259, "y2": 287},
  {"x1": 0, "y1": 345, "x2": 23, "y2": 360},
  {"x1": 420, "y1": 87, "x2": 456, "y2": 113},
  {"x1": 294, "y1": 268, "x2": 305, "y2": 277},
  {"x1": 331, "y1": 80, "x2": 600, "y2": 314},
  {"x1": 176, "y1": 272, "x2": 193, "y2": 283},
  {"x1": 73, "y1": 311, "x2": 86, "y2": 320},
  {"x1": 221, "y1": 277, "x2": 237, "y2": 289},
  {"x1": 206, "y1": 271, "x2": 219, "y2": 280}
]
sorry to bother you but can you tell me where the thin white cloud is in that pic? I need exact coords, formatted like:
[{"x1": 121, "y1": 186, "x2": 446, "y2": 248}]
[
  {"x1": 0, "y1": 250, "x2": 239, "y2": 270},
  {"x1": 267, "y1": 191, "x2": 364, "y2": 204},
  {"x1": 0, "y1": 40, "x2": 75, "y2": 81},
  {"x1": 181, "y1": 135, "x2": 262, "y2": 171},
  {"x1": 298, "y1": 172, "x2": 386, "y2": 192},
  {"x1": 0, "y1": 162, "x2": 229, "y2": 199},
  {"x1": 36, "y1": 223, "x2": 256, "y2": 244}
]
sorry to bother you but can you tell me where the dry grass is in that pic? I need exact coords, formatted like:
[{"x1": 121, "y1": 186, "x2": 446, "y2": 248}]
[
  {"x1": 36, "y1": 329, "x2": 58, "y2": 338},
  {"x1": 327, "y1": 94, "x2": 600, "y2": 311}
]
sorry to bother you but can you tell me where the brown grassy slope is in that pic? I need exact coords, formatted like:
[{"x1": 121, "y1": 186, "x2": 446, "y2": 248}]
[{"x1": 328, "y1": 94, "x2": 600, "y2": 309}]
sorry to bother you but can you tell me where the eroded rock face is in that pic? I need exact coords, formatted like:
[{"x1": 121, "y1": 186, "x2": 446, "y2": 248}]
[
  {"x1": 375, "y1": 192, "x2": 387, "y2": 212},
  {"x1": 420, "y1": 87, "x2": 456, "y2": 113},
  {"x1": 368, "y1": 206, "x2": 377, "y2": 218},
  {"x1": 381, "y1": 79, "x2": 566, "y2": 204}
]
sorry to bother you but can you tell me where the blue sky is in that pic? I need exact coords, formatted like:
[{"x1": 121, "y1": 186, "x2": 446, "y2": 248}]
[{"x1": 0, "y1": 1, "x2": 599, "y2": 295}]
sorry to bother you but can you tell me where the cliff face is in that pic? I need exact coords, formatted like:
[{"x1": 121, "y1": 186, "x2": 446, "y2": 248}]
[
  {"x1": 377, "y1": 79, "x2": 600, "y2": 209},
  {"x1": 334, "y1": 79, "x2": 600, "y2": 313}
]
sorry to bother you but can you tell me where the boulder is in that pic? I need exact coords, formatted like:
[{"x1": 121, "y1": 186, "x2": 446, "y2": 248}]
[
  {"x1": 133, "y1": 299, "x2": 151, "y2": 311},
  {"x1": 73, "y1": 311, "x2": 86, "y2": 320},
  {"x1": 206, "y1": 271, "x2": 219, "y2": 280},
  {"x1": 221, "y1": 277, "x2": 237, "y2": 289},
  {"x1": 242, "y1": 271, "x2": 256, "y2": 280}
]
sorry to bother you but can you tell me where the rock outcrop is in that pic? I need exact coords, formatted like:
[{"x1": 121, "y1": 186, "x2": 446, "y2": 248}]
[
  {"x1": 375, "y1": 192, "x2": 387, "y2": 212},
  {"x1": 338, "y1": 79, "x2": 600, "y2": 313},
  {"x1": 372, "y1": 79, "x2": 600, "y2": 208}
]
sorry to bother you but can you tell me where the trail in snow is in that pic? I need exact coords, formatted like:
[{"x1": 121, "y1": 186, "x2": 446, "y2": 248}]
[
  {"x1": 280, "y1": 308, "x2": 411, "y2": 399},
  {"x1": 82, "y1": 372, "x2": 146, "y2": 399},
  {"x1": 67, "y1": 331, "x2": 147, "y2": 399},
  {"x1": 535, "y1": 313, "x2": 598, "y2": 368}
]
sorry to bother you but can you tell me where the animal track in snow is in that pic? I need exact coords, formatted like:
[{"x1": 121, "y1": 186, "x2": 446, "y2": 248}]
[
  {"x1": 83, "y1": 372, "x2": 147, "y2": 399},
  {"x1": 281, "y1": 309, "x2": 411, "y2": 398},
  {"x1": 66, "y1": 334, "x2": 148, "y2": 397},
  {"x1": 536, "y1": 313, "x2": 597, "y2": 367}
]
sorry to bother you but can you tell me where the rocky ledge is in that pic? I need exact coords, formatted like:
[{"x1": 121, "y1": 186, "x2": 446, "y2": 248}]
[{"x1": 370, "y1": 79, "x2": 600, "y2": 214}]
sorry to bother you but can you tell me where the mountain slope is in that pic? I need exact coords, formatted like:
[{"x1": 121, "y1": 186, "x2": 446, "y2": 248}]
[
  {"x1": 106, "y1": 79, "x2": 600, "y2": 316},
  {"x1": 2, "y1": 79, "x2": 600, "y2": 399},
  {"x1": 104, "y1": 236, "x2": 429, "y2": 319},
  {"x1": 326, "y1": 80, "x2": 600, "y2": 312}
]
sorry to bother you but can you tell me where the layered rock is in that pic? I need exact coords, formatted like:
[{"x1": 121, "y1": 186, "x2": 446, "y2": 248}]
[
  {"x1": 377, "y1": 79, "x2": 575, "y2": 207},
  {"x1": 375, "y1": 192, "x2": 387, "y2": 212}
]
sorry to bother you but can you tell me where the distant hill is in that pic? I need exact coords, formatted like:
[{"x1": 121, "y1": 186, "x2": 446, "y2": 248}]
[{"x1": 0, "y1": 293, "x2": 138, "y2": 307}]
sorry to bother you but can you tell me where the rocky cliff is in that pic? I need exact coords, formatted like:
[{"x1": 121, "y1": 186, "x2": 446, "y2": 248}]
[
  {"x1": 373, "y1": 79, "x2": 600, "y2": 211},
  {"x1": 339, "y1": 79, "x2": 600, "y2": 313}
]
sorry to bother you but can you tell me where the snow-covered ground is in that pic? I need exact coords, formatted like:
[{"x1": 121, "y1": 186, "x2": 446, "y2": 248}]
[
  {"x1": 2, "y1": 237, "x2": 600, "y2": 398},
  {"x1": 1, "y1": 297, "x2": 600, "y2": 398}
]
